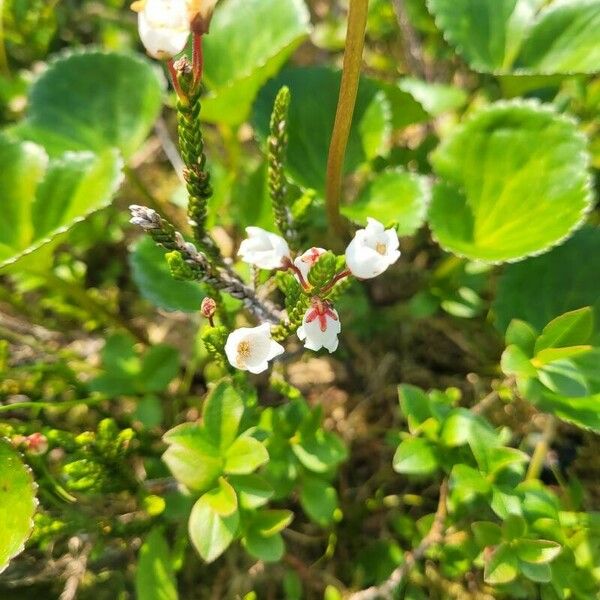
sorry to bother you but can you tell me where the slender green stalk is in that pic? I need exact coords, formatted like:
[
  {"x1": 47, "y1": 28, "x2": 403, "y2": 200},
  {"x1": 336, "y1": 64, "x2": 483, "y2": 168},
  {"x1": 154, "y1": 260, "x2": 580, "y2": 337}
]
[
  {"x1": 0, "y1": 0, "x2": 9, "y2": 77},
  {"x1": 526, "y1": 416, "x2": 557, "y2": 481},
  {"x1": 325, "y1": 0, "x2": 369, "y2": 239}
]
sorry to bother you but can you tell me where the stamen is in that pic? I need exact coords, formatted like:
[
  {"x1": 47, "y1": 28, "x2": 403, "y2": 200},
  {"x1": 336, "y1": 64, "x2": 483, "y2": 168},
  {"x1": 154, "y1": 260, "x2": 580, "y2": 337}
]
[
  {"x1": 375, "y1": 242, "x2": 387, "y2": 255},
  {"x1": 237, "y1": 341, "x2": 251, "y2": 366}
]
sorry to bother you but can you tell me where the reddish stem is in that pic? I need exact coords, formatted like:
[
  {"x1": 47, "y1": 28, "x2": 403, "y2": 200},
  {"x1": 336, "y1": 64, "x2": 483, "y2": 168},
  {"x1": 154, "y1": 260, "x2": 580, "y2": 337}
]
[
  {"x1": 281, "y1": 258, "x2": 311, "y2": 291},
  {"x1": 322, "y1": 268, "x2": 352, "y2": 295},
  {"x1": 167, "y1": 59, "x2": 186, "y2": 102},
  {"x1": 192, "y1": 33, "x2": 204, "y2": 88}
]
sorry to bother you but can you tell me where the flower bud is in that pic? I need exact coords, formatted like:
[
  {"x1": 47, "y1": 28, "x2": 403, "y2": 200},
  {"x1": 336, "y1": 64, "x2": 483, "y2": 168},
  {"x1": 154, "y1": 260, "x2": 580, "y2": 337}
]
[
  {"x1": 188, "y1": 0, "x2": 219, "y2": 34},
  {"x1": 24, "y1": 433, "x2": 49, "y2": 456},
  {"x1": 201, "y1": 297, "x2": 217, "y2": 320},
  {"x1": 238, "y1": 227, "x2": 291, "y2": 270}
]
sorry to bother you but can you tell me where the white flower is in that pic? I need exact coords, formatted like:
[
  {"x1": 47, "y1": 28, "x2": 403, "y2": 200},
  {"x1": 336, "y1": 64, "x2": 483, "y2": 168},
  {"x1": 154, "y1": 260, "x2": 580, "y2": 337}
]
[
  {"x1": 293, "y1": 247, "x2": 326, "y2": 282},
  {"x1": 225, "y1": 324, "x2": 284, "y2": 374},
  {"x1": 297, "y1": 299, "x2": 341, "y2": 353},
  {"x1": 134, "y1": 0, "x2": 191, "y2": 59},
  {"x1": 345, "y1": 218, "x2": 400, "y2": 279},
  {"x1": 238, "y1": 227, "x2": 291, "y2": 270}
]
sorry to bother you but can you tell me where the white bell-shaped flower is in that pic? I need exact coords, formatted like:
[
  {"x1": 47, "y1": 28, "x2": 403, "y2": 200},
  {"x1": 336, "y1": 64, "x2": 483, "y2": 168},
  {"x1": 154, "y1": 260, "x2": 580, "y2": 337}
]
[
  {"x1": 225, "y1": 324, "x2": 284, "y2": 374},
  {"x1": 293, "y1": 247, "x2": 326, "y2": 282},
  {"x1": 345, "y1": 218, "x2": 400, "y2": 279},
  {"x1": 297, "y1": 299, "x2": 341, "y2": 353},
  {"x1": 238, "y1": 227, "x2": 291, "y2": 270},
  {"x1": 134, "y1": 0, "x2": 191, "y2": 59}
]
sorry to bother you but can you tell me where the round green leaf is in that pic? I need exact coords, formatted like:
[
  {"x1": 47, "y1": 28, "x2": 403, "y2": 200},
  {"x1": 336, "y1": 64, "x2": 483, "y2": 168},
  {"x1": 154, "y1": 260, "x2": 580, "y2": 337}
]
[
  {"x1": 224, "y1": 436, "x2": 269, "y2": 475},
  {"x1": 202, "y1": 0, "x2": 310, "y2": 125},
  {"x1": 429, "y1": 101, "x2": 593, "y2": 263},
  {"x1": 242, "y1": 530, "x2": 285, "y2": 563},
  {"x1": 0, "y1": 439, "x2": 37, "y2": 573},
  {"x1": 0, "y1": 135, "x2": 123, "y2": 269},
  {"x1": 129, "y1": 237, "x2": 206, "y2": 313},
  {"x1": 254, "y1": 67, "x2": 391, "y2": 195},
  {"x1": 18, "y1": 49, "x2": 164, "y2": 159},
  {"x1": 494, "y1": 228, "x2": 600, "y2": 337},
  {"x1": 392, "y1": 437, "x2": 439, "y2": 475},
  {"x1": 342, "y1": 168, "x2": 430, "y2": 236},
  {"x1": 484, "y1": 543, "x2": 518, "y2": 585},
  {"x1": 299, "y1": 476, "x2": 338, "y2": 527}
]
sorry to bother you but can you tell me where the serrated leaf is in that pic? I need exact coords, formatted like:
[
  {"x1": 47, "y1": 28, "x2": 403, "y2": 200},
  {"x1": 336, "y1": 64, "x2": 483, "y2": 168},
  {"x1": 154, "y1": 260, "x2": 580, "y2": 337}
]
[
  {"x1": 16, "y1": 49, "x2": 164, "y2": 159},
  {"x1": 393, "y1": 438, "x2": 439, "y2": 475},
  {"x1": 189, "y1": 494, "x2": 239, "y2": 563},
  {"x1": 224, "y1": 436, "x2": 269, "y2": 475},
  {"x1": 129, "y1": 237, "x2": 206, "y2": 313},
  {"x1": 0, "y1": 136, "x2": 123, "y2": 269},
  {"x1": 135, "y1": 528, "x2": 178, "y2": 600},
  {"x1": 342, "y1": 168, "x2": 430, "y2": 236},
  {"x1": 203, "y1": 382, "x2": 244, "y2": 451},
  {"x1": 254, "y1": 67, "x2": 391, "y2": 195},
  {"x1": 202, "y1": 0, "x2": 310, "y2": 125},
  {"x1": 429, "y1": 101, "x2": 592, "y2": 263},
  {"x1": 0, "y1": 440, "x2": 37, "y2": 574},
  {"x1": 162, "y1": 424, "x2": 223, "y2": 491}
]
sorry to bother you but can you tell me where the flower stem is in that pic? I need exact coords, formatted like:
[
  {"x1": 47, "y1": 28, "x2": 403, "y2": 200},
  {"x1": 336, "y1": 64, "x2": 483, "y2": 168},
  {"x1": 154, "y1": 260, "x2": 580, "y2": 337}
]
[
  {"x1": 325, "y1": 0, "x2": 369, "y2": 240},
  {"x1": 192, "y1": 33, "x2": 204, "y2": 87}
]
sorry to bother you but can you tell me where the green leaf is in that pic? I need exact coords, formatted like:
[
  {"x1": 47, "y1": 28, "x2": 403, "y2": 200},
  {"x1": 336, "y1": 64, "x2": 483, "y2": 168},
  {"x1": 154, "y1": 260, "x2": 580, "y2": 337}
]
[
  {"x1": 341, "y1": 168, "x2": 430, "y2": 236},
  {"x1": 202, "y1": 0, "x2": 310, "y2": 125},
  {"x1": 254, "y1": 67, "x2": 391, "y2": 195},
  {"x1": 292, "y1": 430, "x2": 347, "y2": 474},
  {"x1": 203, "y1": 382, "x2": 244, "y2": 451},
  {"x1": 242, "y1": 530, "x2": 285, "y2": 562},
  {"x1": 189, "y1": 494, "x2": 239, "y2": 563},
  {"x1": 393, "y1": 438, "x2": 439, "y2": 475},
  {"x1": 0, "y1": 135, "x2": 123, "y2": 269},
  {"x1": 440, "y1": 408, "x2": 481, "y2": 447},
  {"x1": 397, "y1": 77, "x2": 468, "y2": 116},
  {"x1": 450, "y1": 464, "x2": 491, "y2": 503},
  {"x1": 134, "y1": 395, "x2": 164, "y2": 429},
  {"x1": 16, "y1": 49, "x2": 164, "y2": 159},
  {"x1": 472, "y1": 521, "x2": 502, "y2": 547},
  {"x1": 251, "y1": 509, "x2": 294, "y2": 536},
  {"x1": 299, "y1": 476, "x2": 339, "y2": 527},
  {"x1": 140, "y1": 345, "x2": 180, "y2": 393},
  {"x1": 534, "y1": 308, "x2": 594, "y2": 354},
  {"x1": 399, "y1": 384, "x2": 432, "y2": 434},
  {"x1": 429, "y1": 0, "x2": 600, "y2": 74},
  {"x1": 502, "y1": 515, "x2": 527, "y2": 541},
  {"x1": 484, "y1": 542, "x2": 518, "y2": 585},
  {"x1": 534, "y1": 346, "x2": 592, "y2": 367},
  {"x1": 505, "y1": 319, "x2": 538, "y2": 355},
  {"x1": 516, "y1": 1, "x2": 600, "y2": 74},
  {"x1": 494, "y1": 228, "x2": 600, "y2": 337},
  {"x1": 162, "y1": 424, "x2": 223, "y2": 491},
  {"x1": 0, "y1": 440, "x2": 37, "y2": 574},
  {"x1": 129, "y1": 237, "x2": 206, "y2": 313},
  {"x1": 135, "y1": 528, "x2": 178, "y2": 600},
  {"x1": 520, "y1": 559, "x2": 552, "y2": 583},
  {"x1": 516, "y1": 539, "x2": 561, "y2": 564},
  {"x1": 428, "y1": 101, "x2": 592, "y2": 263},
  {"x1": 203, "y1": 478, "x2": 238, "y2": 516},
  {"x1": 228, "y1": 474, "x2": 273, "y2": 509},
  {"x1": 224, "y1": 436, "x2": 269, "y2": 475}
]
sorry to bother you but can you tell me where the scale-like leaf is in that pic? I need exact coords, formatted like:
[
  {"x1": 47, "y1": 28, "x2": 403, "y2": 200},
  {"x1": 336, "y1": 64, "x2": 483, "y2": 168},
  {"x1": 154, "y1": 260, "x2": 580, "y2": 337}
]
[
  {"x1": 428, "y1": 101, "x2": 592, "y2": 263},
  {"x1": 0, "y1": 440, "x2": 37, "y2": 574}
]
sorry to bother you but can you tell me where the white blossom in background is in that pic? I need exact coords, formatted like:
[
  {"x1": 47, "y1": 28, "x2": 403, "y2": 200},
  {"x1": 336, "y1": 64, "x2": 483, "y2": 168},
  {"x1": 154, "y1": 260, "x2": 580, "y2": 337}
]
[
  {"x1": 297, "y1": 299, "x2": 341, "y2": 353},
  {"x1": 345, "y1": 217, "x2": 400, "y2": 279},
  {"x1": 238, "y1": 227, "x2": 291, "y2": 270},
  {"x1": 133, "y1": 0, "x2": 191, "y2": 59},
  {"x1": 225, "y1": 324, "x2": 284, "y2": 374},
  {"x1": 293, "y1": 247, "x2": 326, "y2": 282}
]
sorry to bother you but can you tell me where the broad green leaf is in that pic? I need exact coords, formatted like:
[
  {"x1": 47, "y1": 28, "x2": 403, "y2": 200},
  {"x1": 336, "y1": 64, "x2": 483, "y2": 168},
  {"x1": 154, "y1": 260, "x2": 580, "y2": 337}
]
[
  {"x1": 228, "y1": 474, "x2": 273, "y2": 509},
  {"x1": 299, "y1": 476, "x2": 338, "y2": 527},
  {"x1": 534, "y1": 308, "x2": 594, "y2": 354},
  {"x1": 0, "y1": 440, "x2": 37, "y2": 573},
  {"x1": 202, "y1": 0, "x2": 310, "y2": 125},
  {"x1": 341, "y1": 168, "x2": 430, "y2": 236},
  {"x1": 224, "y1": 436, "x2": 269, "y2": 475},
  {"x1": 242, "y1": 530, "x2": 285, "y2": 562},
  {"x1": 135, "y1": 528, "x2": 178, "y2": 600},
  {"x1": 472, "y1": 521, "x2": 503, "y2": 547},
  {"x1": 393, "y1": 438, "x2": 438, "y2": 475},
  {"x1": 140, "y1": 345, "x2": 180, "y2": 393},
  {"x1": 520, "y1": 560, "x2": 552, "y2": 583},
  {"x1": 254, "y1": 67, "x2": 391, "y2": 194},
  {"x1": 292, "y1": 430, "x2": 347, "y2": 474},
  {"x1": 440, "y1": 408, "x2": 481, "y2": 447},
  {"x1": 450, "y1": 464, "x2": 491, "y2": 503},
  {"x1": 203, "y1": 478, "x2": 238, "y2": 516},
  {"x1": 399, "y1": 384, "x2": 432, "y2": 433},
  {"x1": 162, "y1": 424, "x2": 223, "y2": 491},
  {"x1": 203, "y1": 382, "x2": 244, "y2": 451},
  {"x1": 428, "y1": 0, "x2": 536, "y2": 72},
  {"x1": 429, "y1": 101, "x2": 592, "y2": 263},
  {"x1": 538, "y1": 360, "x2": 590, "y2": 397},
  {"x1": 502, "y1": 515, "x2": 527, "y2": 541},
  {"x1": 251, "y1": 509, "x2": 294, "y2": 536},
  {"x1": 0, "y1": 136, "x2": 123, "y2": 269},
  {"x1": 516, "y1": 539, "x2": 561, "y2": 564},
  {"x1": 129, "y1": 237, "x2": 206, "y2": 313},
  {"x1": 429, "y1": 0, "x2": 600, "y2": 74},
  {"x1": 505, "y1": 319, "x2": 538, "y2": 355},
  {"x1": 516, "y1": 1, "x2": 600, "y2": 74},
  {"x1": 397, "y1": 77, "x2": 468, "y2": 116},
  {"x1": 189, "y1": 494, "x2": 239, "y2": 563},
  {"x1": 494, "y1": 228, "x2": 600, "y2": 338},
  {"x1": 134, "y1": 395, "x2": 164, "y2": 429},
  {"x1": 534, "y1": 346, "x2": 592, "y2": 367},
  {"x1": 17, "y1": 49, "x2": 164, "y2": 159},
  {"x1": 484, "y1": 542, "x2": 518, "y2": 585}
]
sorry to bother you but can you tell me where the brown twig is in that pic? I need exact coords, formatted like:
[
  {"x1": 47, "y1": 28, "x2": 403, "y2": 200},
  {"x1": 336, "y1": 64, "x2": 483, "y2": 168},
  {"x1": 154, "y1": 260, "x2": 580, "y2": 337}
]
[
  {"x1": 347, "y1": 479, "x2": 449, "y2": 599},
  {"x1": 391, "y1": 0, "x2": 430, "y2": 80}
]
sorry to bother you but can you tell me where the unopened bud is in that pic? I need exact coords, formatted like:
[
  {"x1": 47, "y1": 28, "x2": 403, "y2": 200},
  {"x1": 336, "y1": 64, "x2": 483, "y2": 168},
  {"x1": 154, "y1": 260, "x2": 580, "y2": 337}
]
[
  {"x1": 24, "y1": 433, "x2": 49, "y2": 456},
  {"x1": 201, "y1": 297, "x2": 217, "y2": 320}
]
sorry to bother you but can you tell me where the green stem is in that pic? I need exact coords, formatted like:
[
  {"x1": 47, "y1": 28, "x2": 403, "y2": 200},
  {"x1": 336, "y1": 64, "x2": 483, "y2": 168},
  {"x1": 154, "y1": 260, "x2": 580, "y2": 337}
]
[
  {"x1": 0, "y1": 0, "x2": 9, "y2": 77},
  {"x1": 325, "y1": 0, "x2": 369, "y2": 239},
  {"x1": 526, "y1": 415, "x2": 556, "y2": 481}
]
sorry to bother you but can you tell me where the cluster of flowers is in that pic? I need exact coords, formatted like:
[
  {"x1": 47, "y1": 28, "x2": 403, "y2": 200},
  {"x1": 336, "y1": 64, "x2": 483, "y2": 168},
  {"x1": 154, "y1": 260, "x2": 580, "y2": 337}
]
[
  {"x1": 225, "y1": 218, "x2": 400, "y2": 374},
  {"x1": 131, "y1": 0, "x2": 218, "y2": 59}
]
